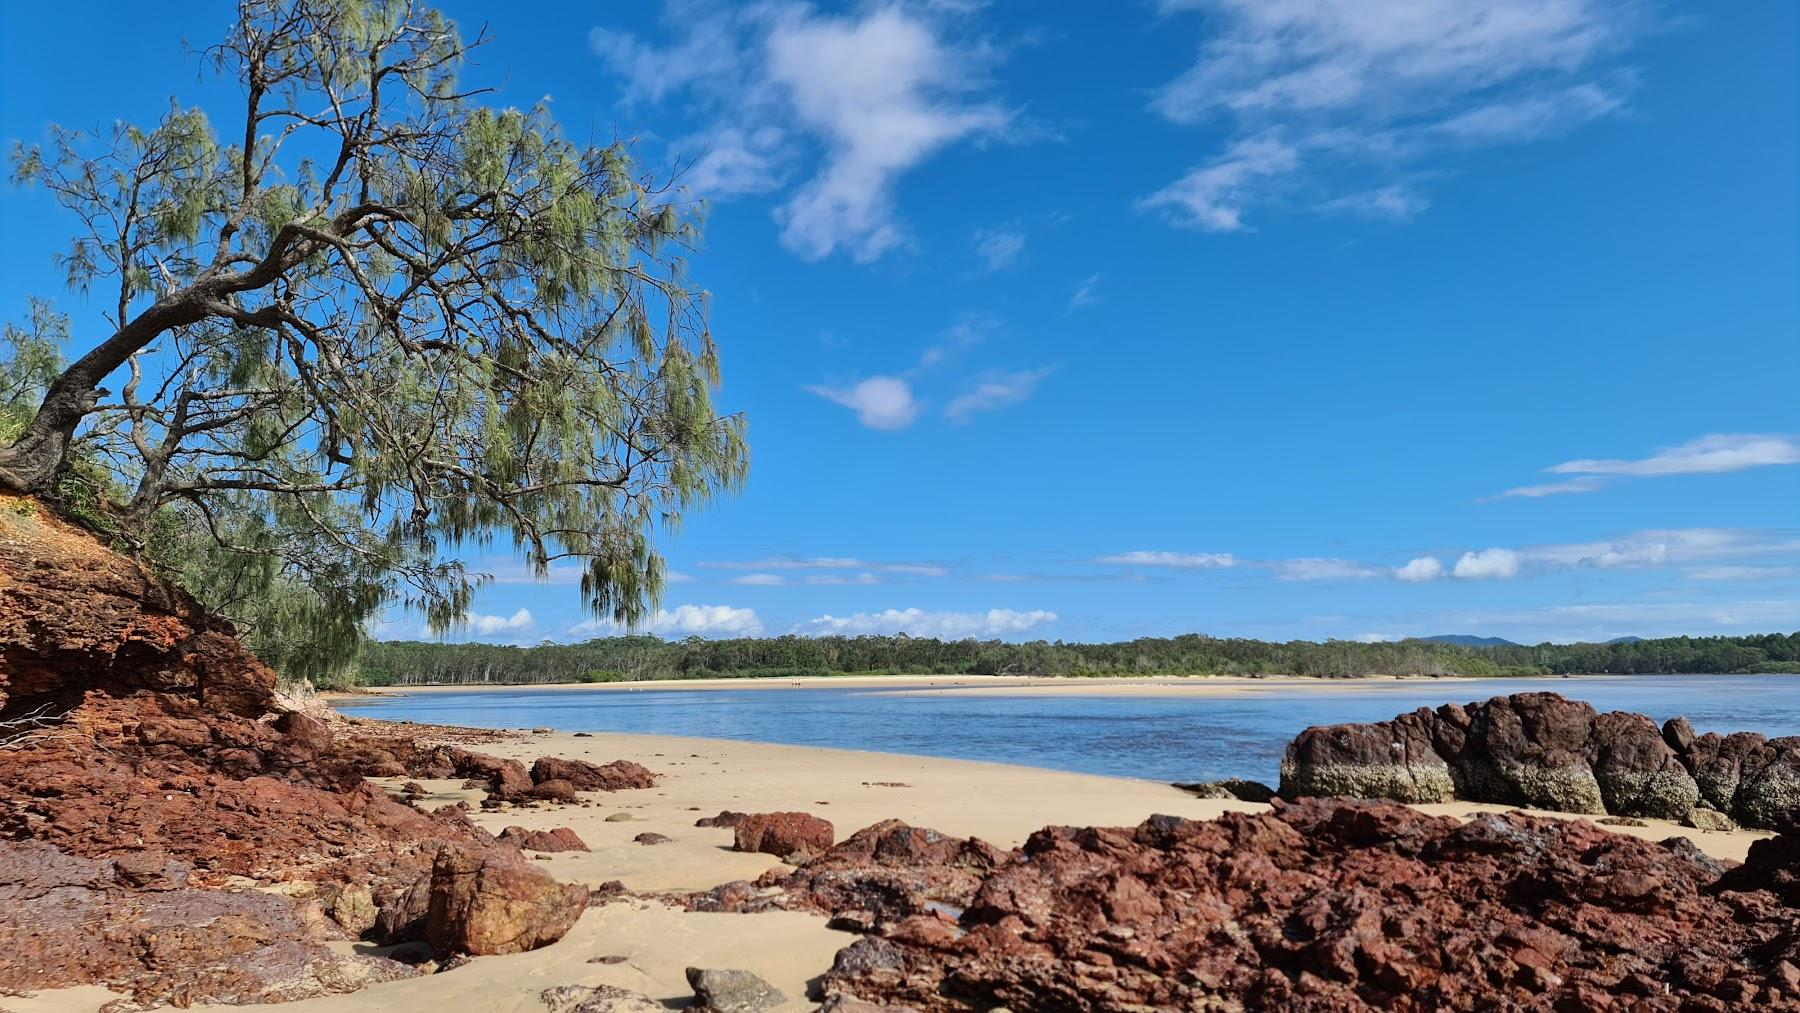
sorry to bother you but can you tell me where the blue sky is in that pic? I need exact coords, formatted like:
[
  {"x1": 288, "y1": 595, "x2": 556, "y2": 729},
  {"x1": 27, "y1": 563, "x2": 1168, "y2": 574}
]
[{"x1": 2, "y1": 1, "x2": 1796, "y2": 645}]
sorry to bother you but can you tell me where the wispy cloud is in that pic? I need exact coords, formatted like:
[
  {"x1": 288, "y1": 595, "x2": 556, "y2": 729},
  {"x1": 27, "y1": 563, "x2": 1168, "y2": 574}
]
[
  {"x1": 594, "y1": 2, "x2": 1013, "y2": 262},
  {"x1": 797, "y1": 607, "x2": 1057, "y2": 638},
  {"x1": 701, "y1": 556, "x2": 948, "y2": 576},
  {"x1": 1684, "y1": 565, "x2": 1799, "y2": 582},
  {"x1": 1069, "y1": 274, "x2": 1101, "y2": 309},
  {"x1": 1096, "y1": 550, "x2": 1237, "y2": 569},
  {"x1": 1547, "y1": 433, "x2": 1800, "y2": 477},
  {"x1": 972, "y1": 226, "x2": 1026, "y2": 271},
  {"x1": 1489, "y1": 477, "x2": 1606, "y2": 500},
  {"x1": 944, "y1": 367, "x2": 1055, "y2": 423},
  {"x1": 1269, "y1": 558, "x2": 1389, "y2": 582},
  {"x1": 1145, "y1": 0, "x2": 1651, "y2": 231},
  {"x1": 731, "y1": 573, "x2": 789, "y2": 586}
]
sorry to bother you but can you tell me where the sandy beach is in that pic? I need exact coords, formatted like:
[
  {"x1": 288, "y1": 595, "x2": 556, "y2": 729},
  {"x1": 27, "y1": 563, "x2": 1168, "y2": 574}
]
[{"x1": 11, "y1": 721, "x2": 1774, "y2": 1013}]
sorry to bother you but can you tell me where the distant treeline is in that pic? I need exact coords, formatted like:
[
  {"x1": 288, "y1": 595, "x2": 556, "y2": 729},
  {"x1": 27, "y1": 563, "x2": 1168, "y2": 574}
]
[{"x1": 351, "y1": 631, "x2": 1800, "y2": 686}]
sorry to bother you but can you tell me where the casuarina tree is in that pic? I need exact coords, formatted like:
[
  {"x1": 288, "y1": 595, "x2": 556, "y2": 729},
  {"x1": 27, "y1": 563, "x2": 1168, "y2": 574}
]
[{"x1": 0, "y1": 0, "x2": 746, "y2": 673}]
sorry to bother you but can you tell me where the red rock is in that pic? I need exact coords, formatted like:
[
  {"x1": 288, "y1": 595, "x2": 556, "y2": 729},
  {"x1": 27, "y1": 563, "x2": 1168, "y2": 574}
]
[
  {"x1": 733, "y1": 812, "x2": 835, "y2": 862},
  {"x1": 0, "y1": 493, "x2": 274, "y2": 717},
  {"x1": 530, "y1": 756, "x2": 656, "y2": 791},
  {"x1": 530, "y1": 778, "x2": 579, "y2": 803},
  {"x1": 0, "y1": 840, "x2": 417, "y2": 1005},
  {"x1": 425, "y1": 843, "x2": 588, "y2": 956},
  {"x1": 817, "y1": 800, "x2": 1800, "y2": 1012},
  {"x1": 497, "y1": 826, "x2": 590, "y2": 852},
  {"x1": 0, "y1": 501, "x2": 589, "y2": 1001}
]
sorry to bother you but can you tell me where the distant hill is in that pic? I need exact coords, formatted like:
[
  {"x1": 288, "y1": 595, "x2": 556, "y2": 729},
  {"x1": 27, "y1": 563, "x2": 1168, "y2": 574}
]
[{"x1": 1420, "y1": 635, "x2": 1523, "y2": 648}]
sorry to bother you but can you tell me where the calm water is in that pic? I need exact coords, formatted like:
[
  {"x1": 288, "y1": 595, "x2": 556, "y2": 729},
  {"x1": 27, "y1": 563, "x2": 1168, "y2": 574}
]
[{"x1": 343, "y1": 675, "x2": 1800, "y2": 785}]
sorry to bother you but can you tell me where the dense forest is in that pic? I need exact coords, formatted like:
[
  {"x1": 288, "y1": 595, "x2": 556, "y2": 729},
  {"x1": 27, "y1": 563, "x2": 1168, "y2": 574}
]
[{"x1": 353, "y1": 631, "x2": 1800, "y2": 686}]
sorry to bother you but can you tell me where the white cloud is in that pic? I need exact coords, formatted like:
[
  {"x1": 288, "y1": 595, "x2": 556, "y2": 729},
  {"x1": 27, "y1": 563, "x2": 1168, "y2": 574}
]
[
  {"x1": 1547, "y1": 433, "x2": 1800, "y2": 477},
  {"x1": 1138, "y1": 133, "x2": 1300, "y2": 232},
  {"x1": 798, "y1": 607, "x2": 1057, "y2": 638},
  {"x1": 1393, "y1": 556, "x2": 1445, "y2": 582},
  {"x1": 1452, "y1": 548, "x2": 1521, "y2": 580},
  {"x1": 944, "y1": 367, "x2": 1054, "y2": 423},
  {"x1": 1317, "y1": 183, "x2": 1430, "y2": 222},
  {"x1": 1069, "y1": 274, "x2": 1101, "y2": 309},
  {"x1": 806, "y1": 375, "x2": 921, "y2": 430},
  {"x1": 467, "y1": 608, "x2": 535, "y2": 636},
  {"x1": 1146, "y1": 0, "x2": 1650, "y2": 231},
  {"x1": 1490, "y1": 476, "x2": 1606, "y2": 500},
  {"x1": 1096, "y1": 550, "x2": 1237, "y2": 569},
  {"x1": 1356, "y1": 632, "x2": 1400, "y2": 643},
  {"x1": 1269, "y1": 558, "x2": 1387, "y2": 582},
  {"x1": 972, "y1": 227, "x2": 1026, "y2": 271},
  {"x1": 597, "y1": 3, "x2": 1012, "y2": 262},
  {"x1": 732, "y1": 573, "x2": 789, "y2": 586},
  {"x1": 571, "y1": 604, "x2": 765, "y2": 638}
]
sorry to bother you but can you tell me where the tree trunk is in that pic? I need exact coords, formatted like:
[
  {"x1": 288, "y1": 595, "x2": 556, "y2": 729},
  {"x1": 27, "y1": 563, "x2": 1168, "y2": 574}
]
[
  {"x1": 0, "y1": 375, "x2": 99, "y2": 493},
  {"x1": 0, "y1": 293, "x2": 213, "y2": 494}
]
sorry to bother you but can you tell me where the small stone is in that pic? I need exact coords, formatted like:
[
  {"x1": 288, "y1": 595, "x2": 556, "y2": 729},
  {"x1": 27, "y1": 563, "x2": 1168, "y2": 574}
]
[
  {"x1": 685, "y1": 967, "x2": 785, "y2": 1012},
  {"x1": 1598, "y1": 816, "x2": 1650, "y2": 827},
  {"x1": 605, "y1": 812, "x2": 636, "y2": 823},
  {"x1": 634, "y1": 832, "x2": 671, "y2": 846},
  {"x1": 1683, "y1": 809, "x2": 1737, "y2": 832},
  {"x1": 540, "y1": 983, "x2": 663, "y2": 1012}
]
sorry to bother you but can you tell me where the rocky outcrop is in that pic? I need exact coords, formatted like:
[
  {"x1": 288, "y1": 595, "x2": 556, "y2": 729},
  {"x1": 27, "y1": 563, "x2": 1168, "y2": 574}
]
[
  {"x1": 0, "y1": 498, "x2": 592, "y2": 1003},
  {"x1": 1717, "y1": 832, "x2": 1800, "y2": 906},
  {"x1": 0, "y1": 839, "x2": 418, "y2": 1006},
  {"x1": 1281, "y1": 691, "x2": 1798, "y2": 828},
  {"x1": 691, "y1": 820, "x2": 1004, "y2": 934},
  {"x1": 531, "y1": 756, "x2": 657, "y2": 792},
  {"x1": 816, "y1": 800, "x2": 1800, "y2": 1011},
  {"x1": 733, "y1": 811, "x2": 835, "y2": 862},
  {"x1": 425, "y1": 844, "x2": 588, "y2": 956},
  {"x1": 0, "y1": 494, "x2": 274, "y2": 717}
]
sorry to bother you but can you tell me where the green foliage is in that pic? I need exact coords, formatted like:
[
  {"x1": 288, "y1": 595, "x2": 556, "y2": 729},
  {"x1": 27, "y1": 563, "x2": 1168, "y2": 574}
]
[{"x1": 355, "y1": 630, "x2": 1800, "y2": 685}]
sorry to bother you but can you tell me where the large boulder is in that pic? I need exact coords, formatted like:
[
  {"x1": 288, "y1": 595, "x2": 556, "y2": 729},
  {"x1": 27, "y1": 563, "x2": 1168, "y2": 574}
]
[
  {"x1": 425, "y1": 843, "x2": 588, "y2": 956},
  {"x1": 733, "y1": 812, "x2": 835, "y2": 862},
  {"x1": 497, "y1": 826, "x2": 590, "y2": 852},
  {"x1": 1280, "y1": 707, "x2": 1455, "y2": 803},
  {"x1": 530, "y1": 756, "x2": 656, "y2": 791}
]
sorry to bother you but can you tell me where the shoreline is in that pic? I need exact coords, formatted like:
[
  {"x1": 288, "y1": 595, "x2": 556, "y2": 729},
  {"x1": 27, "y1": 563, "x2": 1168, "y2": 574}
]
[{"x1": 323, "y1": 669, "x2": 1781, "y2": 702}]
